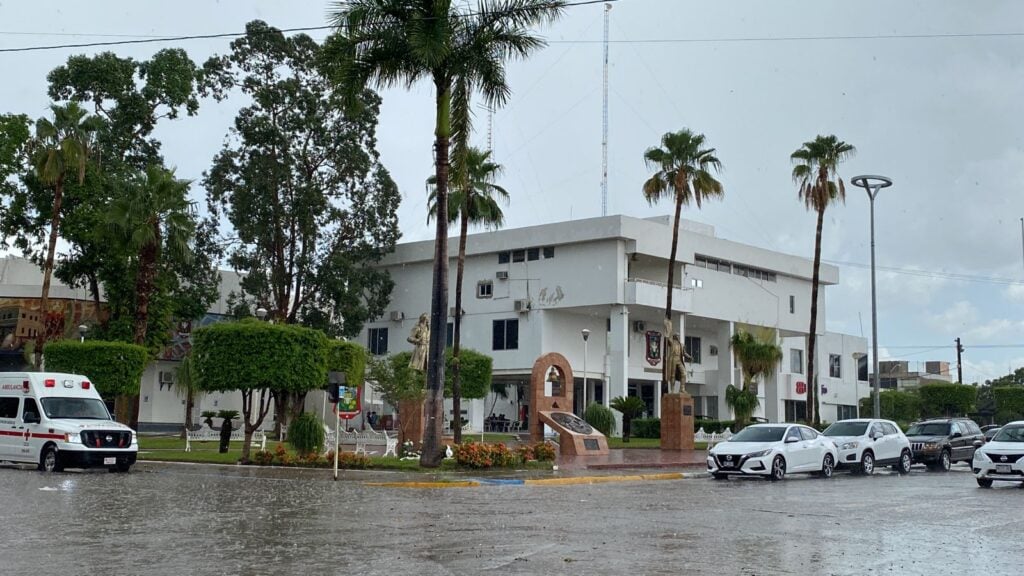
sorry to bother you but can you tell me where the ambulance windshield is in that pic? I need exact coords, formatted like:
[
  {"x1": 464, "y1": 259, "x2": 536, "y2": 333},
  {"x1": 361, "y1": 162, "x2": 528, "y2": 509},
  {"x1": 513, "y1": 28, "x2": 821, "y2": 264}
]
[{"x1": 41, "y1": 397, "x2": 111, "y2": 420}]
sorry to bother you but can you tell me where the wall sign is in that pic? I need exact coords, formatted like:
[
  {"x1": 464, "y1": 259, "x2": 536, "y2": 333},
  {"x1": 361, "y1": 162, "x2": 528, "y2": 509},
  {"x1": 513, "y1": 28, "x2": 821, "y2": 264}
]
[
  {"x1": 795, "y1": 381, "x2": 807, "y2": 395},
  {"x1": 645, "y1": 331, "x2": 662, "y2": 366}
]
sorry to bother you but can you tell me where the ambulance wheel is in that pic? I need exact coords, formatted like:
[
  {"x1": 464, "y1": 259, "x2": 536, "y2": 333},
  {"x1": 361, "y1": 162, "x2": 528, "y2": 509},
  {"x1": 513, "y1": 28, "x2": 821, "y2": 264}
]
[{"x1": 39, "y1": 445, "x2": 63, "y2": 473}]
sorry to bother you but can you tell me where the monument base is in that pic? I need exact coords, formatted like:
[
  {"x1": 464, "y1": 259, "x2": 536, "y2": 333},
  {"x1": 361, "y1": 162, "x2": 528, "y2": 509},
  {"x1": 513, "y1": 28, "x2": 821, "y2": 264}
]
[
  {"x1": 538, "y1": 410, "x2": 609, "y2": 456},
  {"x1": 661, "y1": 393, "x2": 695, "y2": 451},
  {"x1": 397, "y1": 399, "x2": 424, "y2": 448}
]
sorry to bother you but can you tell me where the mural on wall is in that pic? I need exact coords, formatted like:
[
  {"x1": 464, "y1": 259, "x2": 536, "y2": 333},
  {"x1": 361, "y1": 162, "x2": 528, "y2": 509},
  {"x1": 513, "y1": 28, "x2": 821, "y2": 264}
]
[
  {"x1": 645, "y1": 330, "x2": 662, "y2": 366},
  {"x1": 536, "y1": 286, "x2": 565, "y2": 307}
]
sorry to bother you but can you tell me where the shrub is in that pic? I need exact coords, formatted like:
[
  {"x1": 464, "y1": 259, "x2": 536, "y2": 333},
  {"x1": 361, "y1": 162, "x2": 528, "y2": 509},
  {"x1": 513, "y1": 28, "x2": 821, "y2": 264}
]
[
  {"x1": 633, "y1": 418, "x2": 661, "y2": 439},
  {"x1": 323, "y1": 451, "x2": 370, "y2": 469},
  {"x1": 584, "y1": 402, "x2": 616, "y2": 436},
  {"x1": 919, "y1": 383, "x2": 975, "y2": 418},
  {"x1": 694, "y1": 419, "x2": 736, "y2": 434},
  {"x1": 532, "y1": 441, "x2": 556, "y2": 462},
  {"x1": 43, "y1": 340, "x2": 148, "y2": 397},
  {"x1": 252, "y1": 449, "x2": 274, "y2": 466},
  {"x1": 860, "y1": 390, "x2": 922, "y2": 423},
  {"x1": 993, "y1": 386, "x2": 1024, "y2": 424},
  {"x1": 271, "y1": 444, "x2": 293, "y2": 466},
  {"x1": 453, "y1": 442, "x2": 553, "y2": 468},
  {"x1": 288, "y1": 413, "x2": 326, "y2": 456}
]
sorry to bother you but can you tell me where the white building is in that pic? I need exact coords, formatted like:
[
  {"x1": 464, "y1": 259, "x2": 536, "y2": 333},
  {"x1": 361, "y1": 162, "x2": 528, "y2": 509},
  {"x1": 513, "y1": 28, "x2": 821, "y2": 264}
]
[{"x1": 358, "y1": 215, "x2": 869, "y2": 431}]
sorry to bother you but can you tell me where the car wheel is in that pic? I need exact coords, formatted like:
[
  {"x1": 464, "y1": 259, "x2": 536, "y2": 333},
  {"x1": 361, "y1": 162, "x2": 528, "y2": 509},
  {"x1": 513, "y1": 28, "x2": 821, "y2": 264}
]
[
  {"x1": 712, "y1": 473, "x2": 728, "y2": 480},
  {"x1": 976, "y1": 477, "x2": 993, "y2": 488},
  {"x1": 860, "y1": 451, "x2": 875, "y2": 475},
  {"x1": 38, "y1": 445, "x2": 62, "y2": 473},
  {"x1": 820, "y1": 454, "x2": 834, "y2": 479},
  {"x1": 769, "y1": 455, "x2": 786, "y2": 481},
  {"x1": 894, "y1": 450, "x2": 912, "y2": 475},
  {"x1": 938, "y1": 450, "x2": 951, "y2": 472},
  {"x1": 116, "y1": 462, "x2": 132, "y2": 473}
]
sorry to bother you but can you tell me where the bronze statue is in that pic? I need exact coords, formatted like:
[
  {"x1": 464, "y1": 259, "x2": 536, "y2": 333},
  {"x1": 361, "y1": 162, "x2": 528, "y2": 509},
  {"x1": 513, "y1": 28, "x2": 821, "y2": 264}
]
[
  {"x1": 663, "y1": 319, "x2": 690, "y2": 394},
  {"x1": 407, "y1": 313, "x2": 430, "y2": 372}
]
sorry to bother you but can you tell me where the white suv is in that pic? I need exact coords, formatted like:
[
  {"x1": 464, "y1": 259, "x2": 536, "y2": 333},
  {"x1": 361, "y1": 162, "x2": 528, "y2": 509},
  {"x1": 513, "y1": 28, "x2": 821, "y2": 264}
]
[{"x1": 822, "y1": 419, "x2": 912, "y2": 475}]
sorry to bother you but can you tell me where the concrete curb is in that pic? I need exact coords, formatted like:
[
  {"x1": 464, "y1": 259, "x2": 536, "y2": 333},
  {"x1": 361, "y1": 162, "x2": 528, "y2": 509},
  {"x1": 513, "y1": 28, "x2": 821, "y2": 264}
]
[{"x1": 365, "y1": 471, "x2": 709, "y2": 489}]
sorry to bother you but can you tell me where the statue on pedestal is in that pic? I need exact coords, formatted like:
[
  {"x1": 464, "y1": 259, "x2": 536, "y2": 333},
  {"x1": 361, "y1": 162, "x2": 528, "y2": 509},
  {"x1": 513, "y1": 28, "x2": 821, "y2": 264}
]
[
  {"x1": 663, "y1": 319, "x2": 691, "y2": 394},
  {"x1": 407, "y1": 313, "x2": 430, "y2": 372}
]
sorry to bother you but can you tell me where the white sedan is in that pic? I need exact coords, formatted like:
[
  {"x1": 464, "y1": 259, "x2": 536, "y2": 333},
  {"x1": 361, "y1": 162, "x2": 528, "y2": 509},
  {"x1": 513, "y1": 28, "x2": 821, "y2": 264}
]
[
  {"x1": 708, "y1": 423, "x2": 839, "y2": 481},
  {"x1": 973, "y1": 421, "x2": 1024, "y2": 488}
]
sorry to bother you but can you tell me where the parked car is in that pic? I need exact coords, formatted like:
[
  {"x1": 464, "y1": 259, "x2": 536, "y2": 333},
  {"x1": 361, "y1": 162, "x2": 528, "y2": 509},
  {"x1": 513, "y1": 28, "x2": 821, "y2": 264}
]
[
  {"x1": 906, "y1": 418, "x2": 983, "y2": 471},
  {"x1": 707, "y1": 423, "x2": 838, "y2": 481},
  {"x1": 822, "y1": 419, "x2": 912, "y2": 475},
  {"x1": 984, "y1": 427, "x2": 1002, "y2": 443},
  {"x1": 973, "y1": 421, "x2": 1024, "y2": 487}
]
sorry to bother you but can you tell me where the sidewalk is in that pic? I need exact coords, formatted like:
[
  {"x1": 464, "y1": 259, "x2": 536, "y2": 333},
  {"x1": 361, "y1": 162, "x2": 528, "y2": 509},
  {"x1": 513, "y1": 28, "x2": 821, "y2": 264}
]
[{"x1": 558, "y1": 448, "x2": 709, "y2": 471}]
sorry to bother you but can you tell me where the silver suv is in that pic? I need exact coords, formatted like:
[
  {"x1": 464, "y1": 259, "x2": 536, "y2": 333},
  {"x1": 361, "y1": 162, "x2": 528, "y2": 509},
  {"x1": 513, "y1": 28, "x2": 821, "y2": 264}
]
[{"x1": 822, "y1": 419, "x2": 912, "y2": 475}]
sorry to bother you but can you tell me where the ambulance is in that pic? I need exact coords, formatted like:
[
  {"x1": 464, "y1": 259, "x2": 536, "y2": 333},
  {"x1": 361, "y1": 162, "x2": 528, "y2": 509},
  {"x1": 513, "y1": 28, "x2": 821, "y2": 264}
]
[{"x1": 0, "y1": 372, "x2": 138, "y2": 472}]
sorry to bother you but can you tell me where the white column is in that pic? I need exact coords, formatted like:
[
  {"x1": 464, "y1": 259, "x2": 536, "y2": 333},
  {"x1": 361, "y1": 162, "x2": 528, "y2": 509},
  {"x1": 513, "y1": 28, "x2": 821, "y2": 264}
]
[
  {"x1": 608, "y1": 304, "x2": 629, "y2": 434},
  {"x1": 716, "y1": 321, "x2": 735, "y2": 419}
]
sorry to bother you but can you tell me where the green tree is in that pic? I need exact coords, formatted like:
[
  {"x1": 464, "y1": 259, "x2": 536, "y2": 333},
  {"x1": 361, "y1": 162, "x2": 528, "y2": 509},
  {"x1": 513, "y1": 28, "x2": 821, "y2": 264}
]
[
  {"x1": 918, "y1": 383, "x2": 975, "y2": 418},
  {"x1": 368, "y1": 352, "x2": 426, "y2": 442},
  {"x1": 642, "y1": 129, "x2": 723, "y2": 390},
  {"x1": 0, "y1": 114, "x2": 31, "y2": 197},
  {"x1": 791, "y1": 134, "x2": 855, "y2": 425},
  {"x1": 27, "y1": 103, "x2": 101, "y2": 365},
  {"x1": 610, "y1": 396, "x2": 646, "y2": 442},
  {"x1": 429, "y1": 147, "x2": 508, "y2": 442},
  {"x1": 42, "y1": 340, "x2": 148, "y2": 399},
  {"x1": 993, "y1": 386, "x2": 1024, "y2": 424},
  {"x1": 327, "y1": 0, "x2": 565, "y2": 467},
  {"x1": 728, "y1": 329, "x2": 782, "y2": 428},
  {"x1": 191, "y1": 319, "x2": 329, "y2": 461},
  {"x1": 859, "y1": 390, "x2": 921, "y2": 424},
  {"x1": 442, "y1": 347, "x2": 493, "y2": 401},
  {"x1": 174, "y1": 355, "x2": 201, "y2": 439}
]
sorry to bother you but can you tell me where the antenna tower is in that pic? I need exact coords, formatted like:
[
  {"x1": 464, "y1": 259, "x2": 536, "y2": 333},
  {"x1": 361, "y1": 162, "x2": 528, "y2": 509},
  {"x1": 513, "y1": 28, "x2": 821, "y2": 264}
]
[{"x1": 601, "y1": 3, "x2": 611, "y2": 217}]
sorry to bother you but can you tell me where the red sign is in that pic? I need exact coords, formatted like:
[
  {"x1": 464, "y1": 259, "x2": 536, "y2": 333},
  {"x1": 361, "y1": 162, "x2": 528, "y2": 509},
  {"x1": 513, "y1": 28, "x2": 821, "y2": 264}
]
[{"x1": 795, "y1": 381, "x2": 807, "y2": 395}]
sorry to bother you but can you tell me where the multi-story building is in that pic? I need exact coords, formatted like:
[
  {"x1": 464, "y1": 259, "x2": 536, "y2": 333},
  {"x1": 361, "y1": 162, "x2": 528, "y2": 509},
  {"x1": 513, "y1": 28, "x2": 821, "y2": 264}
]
[
  {"x1": 872, "y1": 360, "x2": 953, "y2": 391},
  {"x1": 359, "y1": 214, "x2": 868, "y2": 431}
]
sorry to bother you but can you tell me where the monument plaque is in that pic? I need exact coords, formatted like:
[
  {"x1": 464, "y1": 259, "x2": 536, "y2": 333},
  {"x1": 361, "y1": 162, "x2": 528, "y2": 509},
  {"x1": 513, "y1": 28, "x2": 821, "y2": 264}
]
[{"x1": 529, "y1": 352, "x2": 609, "y2": 456}]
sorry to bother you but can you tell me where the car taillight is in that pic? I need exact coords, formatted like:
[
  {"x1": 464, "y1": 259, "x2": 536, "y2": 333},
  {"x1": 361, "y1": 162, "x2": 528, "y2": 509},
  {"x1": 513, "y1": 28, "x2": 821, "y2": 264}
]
[
  {"x1": 44, "y1": 379, "x2": 55, "y2": 388},
  {"x1": 81, "y1": 381, "x2": 90, "y2": 390}
]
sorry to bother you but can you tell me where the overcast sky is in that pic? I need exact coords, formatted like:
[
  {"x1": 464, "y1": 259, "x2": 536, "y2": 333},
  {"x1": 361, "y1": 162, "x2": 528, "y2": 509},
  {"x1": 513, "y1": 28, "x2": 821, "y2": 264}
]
[{"x1": 3, "y1": 0, "x2": 1023, "y2": 384}]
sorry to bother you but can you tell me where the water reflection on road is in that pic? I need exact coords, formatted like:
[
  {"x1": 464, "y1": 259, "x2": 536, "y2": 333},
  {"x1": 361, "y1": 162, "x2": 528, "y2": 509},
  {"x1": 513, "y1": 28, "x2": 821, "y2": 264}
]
[{"x1": 0, "y1": 462, "x2": 1019, "y2": 575}]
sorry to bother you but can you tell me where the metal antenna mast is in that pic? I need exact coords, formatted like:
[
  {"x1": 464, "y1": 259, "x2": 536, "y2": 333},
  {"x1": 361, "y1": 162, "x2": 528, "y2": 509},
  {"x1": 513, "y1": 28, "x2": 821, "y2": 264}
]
[
  {"x1": 601, "y1": 2, "x2": 611, "y2": 217},
  {"x1": 487, "y1": 104, "x2": 494, "y2": 155}
]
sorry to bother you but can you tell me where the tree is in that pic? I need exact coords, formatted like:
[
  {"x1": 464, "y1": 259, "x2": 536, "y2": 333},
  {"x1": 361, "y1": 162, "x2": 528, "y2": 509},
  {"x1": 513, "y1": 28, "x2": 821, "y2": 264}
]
[
  {"x1": 429, "y1": 147, "x2": 508, "y2": 442},
  {"x1": 918, "y1": 383, "x2": 975, "y2": 418},
  {"x1": 174, "y1": 355, "x2": 201, "y2": 439},
  {"x1": 42, "y1": 340, "x2": 148, "y2": 400},
  {"x1": 27, "y1": 103, "x2": 101, "y2": 366},
  {"x1": 368, "y1": 352, "x2": 426, "y2": 443},
  {"x1": 610, "y1": 396, "x2": 646, "y2": 442},
  {"x1": 859, "y1": 390, "x2": 921, "y2": 424},
  {"x1": 327, "y1": 0, "x2": 566, "y2": 467},
  {"x1": 791, "y1": 134, "x2": 855, "y2": 425},
  {"x1": 191, "y1": 319, "x2": 329, "y2": 462},
  {"x1": 0, "y1": 114, "x2": 30, "y2": 197},
  {"x1": 728, "y1": 329, "x2": 782, "y2": 427}
]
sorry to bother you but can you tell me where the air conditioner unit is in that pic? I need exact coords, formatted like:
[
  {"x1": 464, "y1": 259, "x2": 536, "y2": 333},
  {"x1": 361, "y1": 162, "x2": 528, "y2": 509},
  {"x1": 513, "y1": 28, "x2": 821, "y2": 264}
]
[
  {"x1": 389, "y1": 311, "x2": 404, "y2": 322},
  {"x1": 633, "y1": 321, "x2": 646, "y2": 333},
  {"x1": 495, "y1": 270, "x2": 509, "y2": 280},
  {"x1": 159, "y1": 371, "x2": 174, "y2": 384},
  {"x1": 514, "y1": 299, "x2": 531, "y2": 313}
]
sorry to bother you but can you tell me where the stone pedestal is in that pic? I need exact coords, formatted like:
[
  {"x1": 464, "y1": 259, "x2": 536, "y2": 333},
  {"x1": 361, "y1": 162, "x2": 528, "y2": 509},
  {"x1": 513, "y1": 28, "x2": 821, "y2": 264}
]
[
  {"x1": 661, "y1": 393, "x2": 695, "y2": 451},
  {"x1": 397, "y1": 399, "x2": 424, "y2": 448}
]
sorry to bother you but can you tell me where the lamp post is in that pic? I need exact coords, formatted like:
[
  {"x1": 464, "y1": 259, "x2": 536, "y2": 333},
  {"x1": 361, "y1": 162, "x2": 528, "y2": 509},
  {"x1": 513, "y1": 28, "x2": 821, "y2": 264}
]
[
  {"x1": 851, "y1": 174, "x2": 893, "y2": 419},
  {"x1": 78, "y1": 324, "x2": 87, "y2": 343},
  {"x1": 255, "y1": 306, "x2": 268, "y2": 321},
  {"x1": 581, "y1": 329, "x2": 590, "y2": 412}
]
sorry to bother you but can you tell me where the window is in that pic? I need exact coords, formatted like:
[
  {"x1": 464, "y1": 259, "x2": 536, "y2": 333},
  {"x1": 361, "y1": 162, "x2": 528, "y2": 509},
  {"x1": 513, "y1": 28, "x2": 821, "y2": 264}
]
[
  {"x1": 22, "y1": 397, "x2": 39, "y2": 419},
  {"x1": 950, "y1": 422, "x2": 961, "y2": 435},
  {"x1": 446, "y1": 322, "x2": 454, "y2": 347},
  {"x1": 829, "y1": 354, "x2": 842, "y2": 378},
  {"x1": 880, "y1": 378, "x2": 897, "y2": 390},
  {"x1": 784, "y1": 400, "x2": 807, "y2": 422},
  {"x1": 477, "y1": 281, "x2": 493, "y2": 298},
  {"x1": 870, "y1": 423, "x2": 884, "y2": 437},
  {"x1": 689, "y1": 278, "x2": 703, "y2": 288},
  {"x1": 789, "y1": 295, "x2": 795, "y2": 314},
  {"x1": 492, "y1": 319, "x2": 519, "y2": 351},
  {"x1": 543, "y1": 246, "x2": 555, "y2": 259},
  {"x1": 684, "y1": 336, "x2": 701, "y2": 364},
  {"x1": 858, "y1": 355, "x2": 868, "y2": 381},
  {"x1": 882, "y1": 422, "x2": 899, "y2": 435},
  {"x1": 527, "y1": 247, "x2": 540, "y2": 261},
  {"x1": 512, "y1": 249, "x2": 525, "y2": 263},
  {"x1": 368, "y1": 327, "x2": 388, "y2": 355},
  {"x1": 694, "y1": 257, "x2": 707, "y2": 268},
  {"x1": 790, "y1": 349, "x2": 804, "y2": 374},
  {"x1": 837, "y1": 405, "x2": 858, "y2": 420},
  {"x1": 799, "y1": 427, "x2": 818, "y2": 441},
  {"x1": 0, "y1": 396, "x2": 19, "y2": 419},
  {"x1": 497, "y1": 251, "x2": 510, "y2": 264},
  {"x1": 705, "y1": 396, "x2": 719, "y2": 419}
]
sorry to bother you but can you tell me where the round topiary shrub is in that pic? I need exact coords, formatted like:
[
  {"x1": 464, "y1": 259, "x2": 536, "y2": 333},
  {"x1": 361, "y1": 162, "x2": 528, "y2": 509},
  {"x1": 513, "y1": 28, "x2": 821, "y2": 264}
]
[
  {"x1": 287, "y1": 413, "x2": 325, "y2": 457},
  {"x1": 584, "y1": 402, "x2": 616, "y2": 436}
]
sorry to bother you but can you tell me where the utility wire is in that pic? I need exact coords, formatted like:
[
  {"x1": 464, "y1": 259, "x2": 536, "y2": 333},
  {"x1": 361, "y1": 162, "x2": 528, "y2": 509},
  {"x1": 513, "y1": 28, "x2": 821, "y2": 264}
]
[{"x1": 823, "y1": 258, "x2": 1024, "y2": 286}]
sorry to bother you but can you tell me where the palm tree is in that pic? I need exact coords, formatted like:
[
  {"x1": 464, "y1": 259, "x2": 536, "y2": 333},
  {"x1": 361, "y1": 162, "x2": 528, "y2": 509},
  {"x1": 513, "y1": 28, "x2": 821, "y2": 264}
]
[
  {"x1": 728, "y1": 329, "x2": 783, "y2": 428},
  {"x1": 610, "y1": 396, "x2": 646, "y2": 443},
  {"x1": 428, "y1": 147, "x2": 508, "y2": 443},
  {"x1": 791, "y1": 135, "x2": 855, "y2": 425},
  {"x1": 328, "y1": 0, "x2": 565, "y2": 467},
  {"x1": 642, "y1": 129, "x2": 723, "y2": 389},
  {"x1": 29, "y1": 103, "x2": 100, "y2": 366}
]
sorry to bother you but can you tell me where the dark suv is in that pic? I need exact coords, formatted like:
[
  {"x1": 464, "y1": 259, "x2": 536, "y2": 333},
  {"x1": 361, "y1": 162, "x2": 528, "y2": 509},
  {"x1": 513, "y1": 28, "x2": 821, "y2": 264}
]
[{"x1": 906, "y1": 418, "x2": 984, "y2": 471}]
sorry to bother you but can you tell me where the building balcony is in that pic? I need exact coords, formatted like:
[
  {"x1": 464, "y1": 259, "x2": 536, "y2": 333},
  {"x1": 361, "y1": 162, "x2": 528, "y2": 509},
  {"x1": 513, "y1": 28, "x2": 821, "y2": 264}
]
[{"x1": 625, "y1": 278, "x2": 692, "y2": 312}]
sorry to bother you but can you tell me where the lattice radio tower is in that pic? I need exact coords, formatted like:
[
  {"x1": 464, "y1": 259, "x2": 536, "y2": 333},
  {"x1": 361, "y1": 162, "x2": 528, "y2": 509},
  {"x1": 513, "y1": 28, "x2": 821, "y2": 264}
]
[{"x1": 601, "y1": 3, "x2": 611, "y2": 216}]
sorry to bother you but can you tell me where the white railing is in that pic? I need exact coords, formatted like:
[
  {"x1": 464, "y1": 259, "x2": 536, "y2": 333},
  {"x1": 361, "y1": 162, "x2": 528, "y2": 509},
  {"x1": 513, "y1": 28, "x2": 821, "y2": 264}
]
[
  {"x1": 694, "y1": 427, "x2": 733, "y2": 447},
  {"x1": 185, "y1": 424, "x2": 266, "y2": 452}
]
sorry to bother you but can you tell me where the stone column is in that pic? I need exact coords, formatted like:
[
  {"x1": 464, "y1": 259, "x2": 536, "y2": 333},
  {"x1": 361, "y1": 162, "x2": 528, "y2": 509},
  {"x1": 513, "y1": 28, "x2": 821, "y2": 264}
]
[
  {"x1": 608, "y1": 304, "x2": 629, "y2": 433},
  {"x1": 716, "y1": 320, "x2": 735, "y2": 420}
]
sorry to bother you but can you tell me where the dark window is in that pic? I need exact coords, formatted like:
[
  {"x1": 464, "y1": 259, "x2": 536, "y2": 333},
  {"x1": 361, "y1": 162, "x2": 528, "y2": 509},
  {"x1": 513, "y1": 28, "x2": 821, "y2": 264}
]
[
  {"x1": 784, "y1": 400, "x2": 807, "y2": 422},
  {"x1": 789, "y1": 295, "x2": 795, "y2": 314},
  {"x1": 492, "y1": 319, "x2": 519, "y2": 351},
  {"x1": 512, "y1": 250, "x2": 525, "y2": 263},
  {"x1": 799, "y1": 427, "x2": 818, "y2": 441},
  {"x1": 446, "y1": 322, "x2": 454, "y2": 347},
  {"x1": 497, "y1": 251, "x2": 510, "y2": 264},
  {"x1": 0, "y1": 396, "x2": 19, "y2": 418},
  {"x1": 836, "y1": 405, "x2": 858, "y2": 420},
  {"x1": 684, "y1": 336, "x2": 701, "y2": 364},
  {"x1": 543, "y1": 246, "x2": 555, "y2": 259},
  {"x1": 477, "y1": 281, "x2": 493, "y2": 298},
  {"x1": 527, "y1": 247, "x2": 540, "y2": 261},
  {"x1": 857, "y1": 355, "x2": 868, "y2": 381},
  {"x1": 368, "y1": 327, "x2": 388, "y2": 355},
  {"x1": 829, "y1": 354, "x2": 841, "y2": 378},
  {"x1": 790, "y1": 349, "x2": 804, "y2": 374},
  {"x1": 880, "y1": 378, "x2": 897, "y2": 390},
  {"x1": 694, "y1": 257, "x2": 707, "y2": 268},
  {"x1": 22, "y1": 397, "x2": 39, "y2": 420}
]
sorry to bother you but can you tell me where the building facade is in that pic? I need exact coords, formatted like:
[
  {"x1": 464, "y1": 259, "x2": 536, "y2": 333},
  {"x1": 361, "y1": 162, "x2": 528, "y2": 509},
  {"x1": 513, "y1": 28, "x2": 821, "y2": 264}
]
[
  {"x1": 871, "y1": 360, "x2": 953, "y2": 392},
  {"x1": 358, "y1": 215, "x2": 869, "y2": 431}
]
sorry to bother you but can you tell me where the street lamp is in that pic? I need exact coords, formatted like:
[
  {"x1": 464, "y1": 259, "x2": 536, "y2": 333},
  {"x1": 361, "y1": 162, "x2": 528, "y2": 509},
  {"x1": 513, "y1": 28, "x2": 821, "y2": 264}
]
[
  {"x1": 78, "y1": 324, "x2": 87, "y2": 343},
  {"x1": 851, "y1": 174, "x2": 893, "y2": 419},
  {"x1": 255, "y1": 307, "x2": 268, "y2": 321},
  {"x1": 581, "y1": 329, "x2": 590, "y2": 411}
]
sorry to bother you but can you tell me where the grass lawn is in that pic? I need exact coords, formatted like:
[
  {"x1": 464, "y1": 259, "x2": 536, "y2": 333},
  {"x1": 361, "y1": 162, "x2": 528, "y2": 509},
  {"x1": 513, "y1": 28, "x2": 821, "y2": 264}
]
[{"x1": 606, "y1": 438, "x2": 708, "y2": 450}]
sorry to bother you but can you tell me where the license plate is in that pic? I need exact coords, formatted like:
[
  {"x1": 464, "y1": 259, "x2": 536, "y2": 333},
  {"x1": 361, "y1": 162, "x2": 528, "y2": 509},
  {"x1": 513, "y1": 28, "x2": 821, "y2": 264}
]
[
  {"x1": 103, "y1": 457, "x2": 116, "y2": 465},
  {"x1": 996, "y1": 464, "x2": 1011, "y2": 474}
]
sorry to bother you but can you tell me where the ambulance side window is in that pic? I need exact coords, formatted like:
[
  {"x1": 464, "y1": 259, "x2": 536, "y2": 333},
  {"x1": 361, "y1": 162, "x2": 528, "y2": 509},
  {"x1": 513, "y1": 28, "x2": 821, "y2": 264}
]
[
  {"x1": 0, "y1": 396, "x2": 18, "y2": 418},
  {"x1": 22, "y1": 398, "x2": 39, "y2": 420}
]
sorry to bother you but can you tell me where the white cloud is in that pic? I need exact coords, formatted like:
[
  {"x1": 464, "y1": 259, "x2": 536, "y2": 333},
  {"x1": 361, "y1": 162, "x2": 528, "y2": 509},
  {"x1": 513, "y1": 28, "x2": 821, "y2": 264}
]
[
  {"x1": 965, "y1": 319, "x2": 1024, "y2": 341},
  {"x1": 1004, "y1": 284, "x2": 1024, "y2": 304},
  {"x1": 927, "y1": 300, "x2": 977, "y2": 332}
]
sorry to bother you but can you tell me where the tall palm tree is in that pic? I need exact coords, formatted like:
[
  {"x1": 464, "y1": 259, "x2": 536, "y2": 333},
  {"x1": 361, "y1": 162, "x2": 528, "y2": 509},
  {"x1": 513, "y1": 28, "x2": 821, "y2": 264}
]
[
  {"x1": 791, "y1": 135, "x2": 855, "y2": 425},
  {"x1": 428, "y1": 147, "x2": 508, "y2": 443},
  {"x1": 728, "y1": 329, "x2": 783, "y2": 428},
  {"x1": 642, "y1": 129, "x2": 723, "y2": 390},
  {"x1": 29, "y1": 102, "x2": 100, "y2": 366},
  {"x1": 328, "y1": 0, "x2": 565, "y2": 467}
]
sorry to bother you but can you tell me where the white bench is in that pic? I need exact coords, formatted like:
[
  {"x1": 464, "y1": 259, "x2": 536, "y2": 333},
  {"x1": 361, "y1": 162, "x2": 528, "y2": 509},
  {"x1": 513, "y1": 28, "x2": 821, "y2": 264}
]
[
  {"x1": 185, "y1": 424, "x2": 267, "y2": 452},
  {"x1": 337, "y1": 428, "x2": 398, "y2": 457},
  {"x1": 694, "y1": 427, "x2": 733, "y2": 448}
]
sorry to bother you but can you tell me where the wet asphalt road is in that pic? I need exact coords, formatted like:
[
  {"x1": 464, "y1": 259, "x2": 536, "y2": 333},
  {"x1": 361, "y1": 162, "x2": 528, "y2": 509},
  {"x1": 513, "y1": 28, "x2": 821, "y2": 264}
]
[{"x1": 1, "y1": 462, "x2": 1021, "y2": 576}]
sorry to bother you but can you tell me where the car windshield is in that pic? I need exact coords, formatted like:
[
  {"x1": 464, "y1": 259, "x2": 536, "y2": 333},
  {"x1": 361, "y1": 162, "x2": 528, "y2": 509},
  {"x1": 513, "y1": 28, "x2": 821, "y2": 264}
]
[
  {"x1": 729, "y1": 426, "x2": 787, "y2": 442},
  {"x1": 41, "y1": 397, "x2": 110, "y2": 420},
  {"x1": 822, "y1": 422, "x2": 869, "y2": 436},
  {"x1": 906, "y1": 422, "x2": 950, "y2": 436},
  {"x1": 991, "y1": 426, "x2": 1024, "y2": 443}
]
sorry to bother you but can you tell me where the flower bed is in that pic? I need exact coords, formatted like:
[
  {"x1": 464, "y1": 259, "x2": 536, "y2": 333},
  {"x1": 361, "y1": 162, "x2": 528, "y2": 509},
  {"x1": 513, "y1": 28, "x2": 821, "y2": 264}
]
[
  {"x1": 251, "y1": 445, "x2": 370, "y2": 469},
  {"x1": 453, "y1": 441, "x2": 556, "y2": 469}
]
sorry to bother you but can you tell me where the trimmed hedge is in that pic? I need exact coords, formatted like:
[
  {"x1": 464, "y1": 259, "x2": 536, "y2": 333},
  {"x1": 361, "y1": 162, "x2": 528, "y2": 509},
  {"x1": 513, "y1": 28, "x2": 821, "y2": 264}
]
[
  {"x1": 919, "y1": 383, "x2": 975, "y2": 418},
  {"x1": 993, "y1": 386, "x2": 1024, "y2": 424},
  {"x1": 444, "y1": 347, "x2": 493, "y2": 400},
  {"x1": 633, "y1": 418, "x2": 660, "y2": 439},
  {"x1": 694, "y1": 419, "x2": 736, "y2": 434},
  {"x1": 327, "y1": 340, "x2": 367, "y2": 390},
  {"x1": 43, "y1": 340, "x2": 148, "y2": 397},
  {"x1": 860, "y1": 390, "x2": 922, "y2": 423}
]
